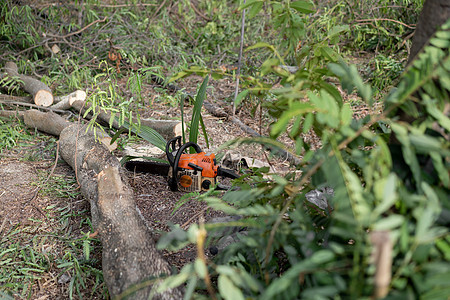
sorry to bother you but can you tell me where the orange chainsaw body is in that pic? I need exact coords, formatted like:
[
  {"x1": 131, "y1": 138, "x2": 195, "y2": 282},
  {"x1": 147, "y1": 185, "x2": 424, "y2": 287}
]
[
  {"x1": 175, "y1": 152, "x2": 219, "y2": 192},
  {"x1": 178, "y1": 152, "x2": 218, "y2": 178}
]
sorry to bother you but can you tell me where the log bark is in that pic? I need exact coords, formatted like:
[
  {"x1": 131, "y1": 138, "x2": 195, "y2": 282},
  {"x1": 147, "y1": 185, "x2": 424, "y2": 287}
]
[
  {"x1": 0, "y1": 110, "x2": 25, "y2": 120},
  {"x1": 407, "y1": 0, "x2": 450, "y2": 65},
  {"x1": 23, "y1": 109, "x2": 71, "y2": 136},
  {"x1": 70, "y1": 100, "x2": 183, "y2": 140},
  {"x1": 4, "y1": 62, "x2": 53, "y2": 107},
  {"x1": 59, "y1": 124, "x2": 183, "y2": 299},
  {"x1": 19, "y1": 110, "x2": 182, "y2": 298},
  {"x1": 22, "y1": 109, "x2": 116, "y2": 151},
  {"x1": 0, "y1": 94, "x2": 32, "y2": 104}
]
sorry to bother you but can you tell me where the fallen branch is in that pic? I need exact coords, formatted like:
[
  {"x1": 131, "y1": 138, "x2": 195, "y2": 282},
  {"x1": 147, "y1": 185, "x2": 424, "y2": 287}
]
[
  {"x1": 0, "y1": 94, "x2": 32, "y2": 103},
  {"x1": 4, "y1": 62, "x2": 54, "y2": 107},
  {"x1": 22, "y1": 109, "x2": 116, "y2": 151},
  {"x1": 0, "y1": 100, "x2": 67, "y2": 113},
  {"x1": 0, "y1": 110, "x2": 25, "y2": 120},
  {"x1": 44, "y1": 16, "x2": 108, "y2": 39},
  {"x1": 355, "y1": 18, "x2": 416, "y2": 29},
  {"x1": 52, "y1": 90, "x2": 87, "y2": 110}
]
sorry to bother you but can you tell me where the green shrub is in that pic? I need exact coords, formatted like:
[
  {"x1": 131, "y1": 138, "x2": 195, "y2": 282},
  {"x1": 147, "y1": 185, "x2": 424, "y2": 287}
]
[{"x1": 155, "y1": 14, "x2": 449, "y2": 300}]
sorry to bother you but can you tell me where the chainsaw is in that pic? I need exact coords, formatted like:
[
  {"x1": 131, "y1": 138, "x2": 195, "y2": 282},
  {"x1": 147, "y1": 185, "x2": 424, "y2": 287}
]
[{"x1": 124, "y1": 136, "x2": 240, "y2": 192}]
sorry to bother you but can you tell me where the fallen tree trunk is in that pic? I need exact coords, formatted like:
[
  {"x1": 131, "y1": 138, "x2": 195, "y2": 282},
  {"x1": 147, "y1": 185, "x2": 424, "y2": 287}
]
[
  {"x1": 4, "y1": 62, "x2": 53, "y2": 107},
  {"x1": 0, "y1": 109, "x2": 25, "y2": 120},
  {"x1": 70, "y1": 100, "x2": 183, "y2": 140},
  {"x1": 23, "y1": 109, "x2": 71, "y2": 136},
  {"x1": 22, "y1": 109, "x2": 116, "y2": 151},
  {"x1": 21, "y1": 109, "x2": 183, "y2": 299},
  {"x1": 59, "y1": 124, "x2": 183, "y2": 299}
]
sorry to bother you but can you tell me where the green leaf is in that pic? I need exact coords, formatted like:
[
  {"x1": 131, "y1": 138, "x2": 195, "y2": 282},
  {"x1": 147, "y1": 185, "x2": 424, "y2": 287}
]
[
  {"x1": 247, "y1": 1, "x2": 263, "y2": 18},
  {"x1": 327, "y1": 25, "x2": 349, "y2": 40},
  {"x1": 340, "y1": 103, "x2": 352, "y2": 126},
  {"x1": 290, "y1": 1, "x2": 315, "y2": 14},
  {"x1": 189, "y1": 75, "x2": 209, "y2": 149},
  {"x1": 424, "y1": 98, "x2": 450, "y2": 131},
  {"x1": 239, "y1": 0, "x2": 261, "y2": 10},
  {"x1": 261, "y1": 58, "x2": 280, "y2": 75},
  {"x1": 373, "y1": 215, "x2": 405, "y2": 230},
  {"x1": 409, "y1": 134, "x2": 444, "y2": 154},
  {"x1": 168, "y1": 71, "x2": 188, "y2": 83},
  {"x1": 218, "y1": 275, "x2": 245, "y2": 300},
  {"x1": 271, "y1": 102, "x2": 316, "y2": 137},
  {"x1": 320, "y1": 46, "x2": 340, "y2": 62},
  {"x1": 194, "y1": 258, "x2": 207, "y2": 278},
  {"x1": 373, "y1": 173, "x2": 397, "y2": 217},
  {"x1": 429, "y1": 37, "x2": 450, "y2": 49},
  {"x1": 245, "y1": 42, "x2": 277, "y2": 53},
  {"x1": 234, "y1": 89, "x2": 249, "y2": 108},
  {"x1": 122, "y1": 120, "x2": 167, "y2": 151},
  {"x1": 328, "y1": 62, "x2": 372, "y2": 104},
  {"x1": 183, "y1": 277, "x2": 197, "y2": 300},
  {"x1": 157, "y1": 265, "x2": 192, "y2": 293},
  {"x1": 261, "y1": 250, "x2": 334, "y2": 300},
  {"x1": 430, "y1": 151, "x2": 449, "y2": 187}
]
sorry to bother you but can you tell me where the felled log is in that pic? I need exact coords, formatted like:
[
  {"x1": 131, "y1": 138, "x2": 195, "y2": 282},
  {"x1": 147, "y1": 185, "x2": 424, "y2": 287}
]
[
  {"x1": 4, "y1": 62, "x2": 53, "y2": 107},
  {"x1": 52, "y1": 90, "x2": 87, "y2": 110},
  {"x1": 59, "y1": 124, "x2": 183, "y2": 299},
  {"x1": 23, "y1": 109, "x2": 71, "y2": 136},
  {"x1": 0, "y1": 94, "x2": 32, "y2": 104},
  {"x1": 70, "y1": 100, "x2": 183, "y2": 140},
  {"x1": 22, "y1": 109, "x2": 117, "y2": 151},
  {"x1": 0, "y1": 109, "x2": 25, "y2": 120}
]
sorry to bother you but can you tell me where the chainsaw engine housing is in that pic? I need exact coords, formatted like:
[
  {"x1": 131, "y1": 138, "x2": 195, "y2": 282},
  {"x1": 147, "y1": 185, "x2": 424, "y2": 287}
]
[
  {"x1": 170, "y1": 152, "x2": 218, "y2": 192},
  {"x1": 166, "y1": 136, "x2": 239, "y2": 192}
]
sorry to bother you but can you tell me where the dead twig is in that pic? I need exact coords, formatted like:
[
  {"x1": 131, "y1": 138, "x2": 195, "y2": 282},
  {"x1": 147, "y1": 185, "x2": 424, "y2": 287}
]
[
  {"x1": 0, "y1": 100, "x2": 68, "y2": 114},
  {"x1": 355, "y1": 18, "x2": 416, "y2": 29},
  {"x1": 150, "y1": 0, "x2": 167, "y2": 19},
  {"x1": 189, "y1": 1, "x2": 211, "y2": 21},
  {"x1": 232, "y1": 0, "x2": 246, "y2": 116},
  {"x1": 45, "y1": 16, "x2": 107, "y2": 39}
]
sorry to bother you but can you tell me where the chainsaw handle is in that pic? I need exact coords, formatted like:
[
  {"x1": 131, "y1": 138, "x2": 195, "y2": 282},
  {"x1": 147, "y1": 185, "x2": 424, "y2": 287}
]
[
  {"x1": 167, "y1": 137, "x2": 203, "y2": 191},
  {"x1": 166, "y1": 136, "x2": 203, "y2": 166}
]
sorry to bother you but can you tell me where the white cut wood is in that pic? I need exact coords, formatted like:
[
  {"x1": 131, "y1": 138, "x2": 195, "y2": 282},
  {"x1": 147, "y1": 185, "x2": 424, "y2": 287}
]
[
  {"x1": 52, "y1": 90, "x2": 87, "y2": 110},
  {"x1": 4, "y1": 62, "x2": 53, "y2": 107}
]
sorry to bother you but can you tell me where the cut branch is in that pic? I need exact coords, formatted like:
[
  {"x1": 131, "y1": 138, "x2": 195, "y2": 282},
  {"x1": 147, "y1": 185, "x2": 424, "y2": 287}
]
[
  {"x1": 4, "y1": 62, "x2": 53, "y2": 107},
  {"x1": 52, "y1": 90, "x2": 87, "y2": 110}
]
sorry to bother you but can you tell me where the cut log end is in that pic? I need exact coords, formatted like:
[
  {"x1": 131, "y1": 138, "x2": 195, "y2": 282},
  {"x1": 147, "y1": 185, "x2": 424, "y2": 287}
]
[
  {"x1": 174, "y1": 122, "x2": 183, "y2": 138},
  {"x1": 34, "y1": 90, "x2": 54, "y2": 107}
]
